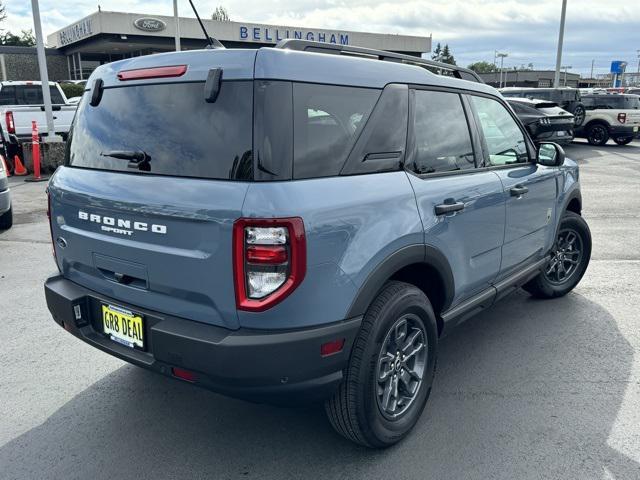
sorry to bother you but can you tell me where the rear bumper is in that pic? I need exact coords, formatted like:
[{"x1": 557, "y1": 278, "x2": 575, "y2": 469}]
[{"x1": 45, "y1": 275, "x2": 361, "y2": 403}]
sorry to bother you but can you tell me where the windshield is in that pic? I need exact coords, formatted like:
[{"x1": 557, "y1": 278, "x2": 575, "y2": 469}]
[{"x1": 67, "y1": 81, "x2": 253, "y2": 180}]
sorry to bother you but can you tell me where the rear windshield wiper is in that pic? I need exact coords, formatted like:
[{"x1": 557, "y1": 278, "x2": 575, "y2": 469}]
[{"x1": 101, "y1": 150, "x2": 151, "y2": 171}]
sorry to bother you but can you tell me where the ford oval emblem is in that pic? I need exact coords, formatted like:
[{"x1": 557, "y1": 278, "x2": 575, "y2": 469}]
[{"x1": 134, "y1": 17, "x2": 167, "y2": 32}]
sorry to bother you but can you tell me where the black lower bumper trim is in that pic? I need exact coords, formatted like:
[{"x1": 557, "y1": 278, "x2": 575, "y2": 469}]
[{"x1": 44, "y1": 275, "x2": 362, "y2": 403}]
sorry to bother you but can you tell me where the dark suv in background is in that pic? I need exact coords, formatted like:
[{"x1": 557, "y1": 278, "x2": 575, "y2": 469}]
[{"x1": 501, "y1": 87, "x2": 586, "y2": 127}]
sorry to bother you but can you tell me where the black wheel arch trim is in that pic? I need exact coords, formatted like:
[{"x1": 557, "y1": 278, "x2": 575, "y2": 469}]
[{"x1": 345, "y1": 244, "x2": 455, "y2": 319}]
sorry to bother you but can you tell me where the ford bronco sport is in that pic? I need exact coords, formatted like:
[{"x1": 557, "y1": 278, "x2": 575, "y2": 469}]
[
  {"x1": 576, "y1": 93, "x2": 640, "y2": 146},
  {"x1": 44, "y1": 40, "x2": 591, "y2": 448}
]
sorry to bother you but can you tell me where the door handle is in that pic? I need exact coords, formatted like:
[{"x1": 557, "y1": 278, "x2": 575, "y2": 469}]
[
  {"x1": 510, "y1": 185, "x2": 529, "y2": 196},
  {"x1": 435, "y1": 201, "x2": 465, "y2": 215}
]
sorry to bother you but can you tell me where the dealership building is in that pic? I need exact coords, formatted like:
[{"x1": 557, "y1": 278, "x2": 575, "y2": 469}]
[{"x1": 0, "y1": 10, "x2": 432, "y2": 81}]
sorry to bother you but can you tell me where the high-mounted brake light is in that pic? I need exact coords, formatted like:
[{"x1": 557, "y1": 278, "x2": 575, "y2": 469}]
[
  {"x1": 5, "y1": 111, "x2": 15, "y2": 134},
  {"x1": 233, "y1": 218, "x2": 306, "y2": 312},
  {"x1": 618, "y1": 113, "x2": 627, "y2": 123},
  {"x1": 117, "y1": 65, "x2": 187, "y2": 81}
]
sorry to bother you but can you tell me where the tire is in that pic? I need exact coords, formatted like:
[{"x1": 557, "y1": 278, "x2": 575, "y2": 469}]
[
  {"x1": 613, "y1": 136, "x2": 634, "y2": 146},
  {"x1": 586, "y1": 123, "x2": 609, "y2": 146},
  {"x1": 572, "y1": 104, "x2": 586, "y2": 127},
  {"x1": 523, "y1": 211, "x2": 591, "y2": 299},
  {"x1": 325, "y1": 281, "x2": 438, "y2": 448},
  {"x1": 0, "y1": 205, "x2": 12, "y2": 230}
]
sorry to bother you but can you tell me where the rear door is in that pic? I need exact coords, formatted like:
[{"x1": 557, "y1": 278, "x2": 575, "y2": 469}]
[
  {"x1": 48, "y1": 73, "x2": 255, "y2": 330},
  {"x1": 468, "y1": 94, "x2": 559, "y2": 276},
  {"x1": 406, "y1": 88, "x2": 505, "y2": 306}
]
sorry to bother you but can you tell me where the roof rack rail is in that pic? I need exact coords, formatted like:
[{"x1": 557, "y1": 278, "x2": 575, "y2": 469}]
[{"x1": 274, "y1": 39, "x2": 484, "y2": 84}]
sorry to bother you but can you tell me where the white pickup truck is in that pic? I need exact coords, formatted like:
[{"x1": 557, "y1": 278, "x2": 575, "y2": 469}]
[{"x1": 0, "y1": 81, "x2": 78, "y2": 146}]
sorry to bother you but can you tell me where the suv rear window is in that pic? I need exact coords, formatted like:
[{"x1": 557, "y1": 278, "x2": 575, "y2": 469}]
[
  {"x1": 67, "y1": 81, "x2": 253, "y2": 180},
  {"x1": 0, "y1": 85, "x2": 66, "y2": 105}
]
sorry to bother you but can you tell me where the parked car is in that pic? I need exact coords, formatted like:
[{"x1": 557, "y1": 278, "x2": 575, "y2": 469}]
[
  {"x1": 500, "y1": 87, "x2": 586, "y2": 127},
  {"x1": 576, "y1": 93, "x2": 640, "y2": 145},
  {"x1": 0, "y1": 81, "x2": 78, "y2": 144},
  {"x1": 44, "y1": 40, "x2": 591, "y2": 448},
  {"x1": 0, "y1": 156, "x2": 12, "y2": 230},
  {"x1": 506, "y1": 98, "x2": 574, "y2": 145}
]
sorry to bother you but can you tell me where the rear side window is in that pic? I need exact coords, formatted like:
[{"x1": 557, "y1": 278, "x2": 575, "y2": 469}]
[
  {"x1": 293, "y1": 83, "x2": 379, "y2": 179},
  {"x1": 67, "y1": 81, "x2": 253, "y2": 180},
  {"x1": 0, "y1": 85, "x2": 65, "y2": 105},
  {"x1": 410, "y1": 90, "x2": 475, "y2": 174}
]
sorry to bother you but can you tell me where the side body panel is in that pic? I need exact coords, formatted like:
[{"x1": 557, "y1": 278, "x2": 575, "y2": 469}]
[
  {"x1": 240, "y1": 171, "x2": 423, "y2": 329},
  {"x1": 493, "y1": 164, "x2": 560, "y2": 275},
  {"x1": 407, "y1": 171, "x2": 506, "y2": 306}
]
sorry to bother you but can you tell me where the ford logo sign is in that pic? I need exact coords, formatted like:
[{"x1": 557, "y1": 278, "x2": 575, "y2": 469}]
[{"x1": 134, "y1": 18, "x2": 167, "y2": 32}]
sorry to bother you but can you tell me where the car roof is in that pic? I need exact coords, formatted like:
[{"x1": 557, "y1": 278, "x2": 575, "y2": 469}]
[{"x1": 89, "y1": 46, "x2": 499, "y2": 97}]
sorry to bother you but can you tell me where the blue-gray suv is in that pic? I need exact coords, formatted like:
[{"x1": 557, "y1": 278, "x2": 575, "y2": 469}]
[{"x1": 44, "y1": 40, "x2": 591, "y2": 447}]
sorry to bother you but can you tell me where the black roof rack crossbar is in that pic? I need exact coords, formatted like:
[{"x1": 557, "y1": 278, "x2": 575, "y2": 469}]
[{"x1": 275, "y1": 39, "x2": 484, "y2": 84}]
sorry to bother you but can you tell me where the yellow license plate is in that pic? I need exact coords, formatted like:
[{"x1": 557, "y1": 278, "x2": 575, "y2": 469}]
[{"x1": 102, "y1": 304, "x2": 144, "y2": 349}]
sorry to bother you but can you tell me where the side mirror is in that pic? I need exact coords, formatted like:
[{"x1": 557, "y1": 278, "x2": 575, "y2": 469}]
[{"x1": 537, "y1": 142, "x2": 565, "y2": 167}]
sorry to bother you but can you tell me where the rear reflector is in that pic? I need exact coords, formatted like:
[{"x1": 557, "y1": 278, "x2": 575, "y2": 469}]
[
  {"x1": 5, "y1": 111, "x2": 15, "y2": 134},
  {"x1": 117, "y1": 65, "x2": 187, "y2": 81},
  {"x1": 246, "y1": 245, "x2": 288, "y2": 264},
  {"x1": 171, "y1": 367, "x2": 197, "y2": 382},
  {"x1": 321, "y1": 339, "x2": 345, "y2": 357}
]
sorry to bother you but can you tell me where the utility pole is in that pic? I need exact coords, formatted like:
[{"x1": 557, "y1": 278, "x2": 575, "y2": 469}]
[
  {"x1": 590, "y1": 59, "x2": 594, "y2": 80},
  {"x1": 173, "y1": 0, "x2": 181, "y2": 51},
  {"x1": 553, "y1": 0, "x2": 568, "y2": 88},
  {"x1": 30, "y1": 0, "x2": 59, "y2": 142},
  {"x1": 497, "y1": 52, "x2": 508, "y2": 88}
]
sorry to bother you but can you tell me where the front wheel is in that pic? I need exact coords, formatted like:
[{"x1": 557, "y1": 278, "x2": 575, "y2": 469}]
[
  {"x1": 325, "y1": 281, "x2": 438, "y2": 448},
  {"x1": 586, "y1": 124, "x2": 609, "y2": 146},
  {"x1": 613, "y1": 136, "x2": 634, "y2": 145},
  {"x1": 524, "y1": 211, "x2": 591, "y2": 299}
]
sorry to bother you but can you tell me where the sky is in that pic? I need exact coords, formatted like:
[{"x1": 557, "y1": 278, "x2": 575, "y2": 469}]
[{"x1": 4, "y1": 0, "x2": 640, "y2": 76}]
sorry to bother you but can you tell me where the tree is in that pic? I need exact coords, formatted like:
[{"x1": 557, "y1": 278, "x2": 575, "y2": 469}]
[
  {"x1": 440, "y1": 44, "x2": 456, "y2": 65},
  {"x1": 0, "y1": 29, "x2": 36, "y2": 47},
  {"x1": 211, "y1": 6, "x2": 230, "y2": 22},
  {"x1": 431, "y1": 42, "x2": 442, "y2": 62},
  {"x1": 467, "y1": 61, "x2": 497, "y2": 73},
  {"x1": 0, "y1": 1, "x2": 6, "y2": 24}
]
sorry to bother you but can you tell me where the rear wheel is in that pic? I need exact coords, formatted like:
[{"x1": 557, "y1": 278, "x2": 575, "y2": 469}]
[
  {"x1": 524, "y1": 211, "x2": 591, "y2": 299},
  {"x1": 586, "y1": 123, "x2": 609, "y2": 146},
  {"x1": 325, "y1": 281, "x2": 438, "y2": 448},
  {"x1": 613, "y1": 136, "x2": 634, "y2": 145},
  {"x1": 0, "y1": 206, "x2": 12, "y2": 230},
  {"x1": 572, "y1": 104, "x2": 585, "y2": 127}
]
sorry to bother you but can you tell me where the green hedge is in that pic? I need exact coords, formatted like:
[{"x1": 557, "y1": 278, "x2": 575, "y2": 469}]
[{"x1": 60, "y1": 83, "x2": 85, "y2": 100}]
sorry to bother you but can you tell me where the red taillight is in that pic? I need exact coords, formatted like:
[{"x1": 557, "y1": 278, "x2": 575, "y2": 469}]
[
  {"x1": 321, "y1": 339, "x2": 345, "y2": 357},
  {"x1": 117, "y1": 65, "x2": 187, "y2": 81},
  {"x1": 233, "y1": 218, "x2": 306, "y2": 312},
  {"x1": 5, "y1": 111, "x2": 15, "y2": 134},
  {"x1": 618, "y1": 113, "x2": 627, "y2": 123},
  {"x1": 246, "y1": 245, "x2": 288, "y2": 264},
  {"x1": 172, "y1": 367, "x2": 197, "y2": 382}
]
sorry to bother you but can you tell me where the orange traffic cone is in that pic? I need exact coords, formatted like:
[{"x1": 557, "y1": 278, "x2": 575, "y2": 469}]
[
  {"x1": 0, "y1": 155, "x2": 10, "y2": 177},
  {"x1": 13, "y1": 154, "x2": 27, "y2": 176}
]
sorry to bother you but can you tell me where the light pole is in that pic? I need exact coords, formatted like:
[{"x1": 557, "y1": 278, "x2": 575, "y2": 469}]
[
  {"x1": 173, "y1": 0, "x2": 181, "y2": 51},
  {"x1": 497, "y1": 52, "x2": 508, "y2": 88},
  {"x1": 562, "y1": 65, "x2": 572, "y2": 86},
  {"x1": 30, "y1": 0, "x2": 59, "y2": 141},
  {"x1": 553, "y1": 0, "x2": 568, "y2": 88}
]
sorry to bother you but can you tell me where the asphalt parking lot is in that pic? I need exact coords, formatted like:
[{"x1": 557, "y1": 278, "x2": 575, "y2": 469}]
[{"x1": 1, "y1": 139, "x2": 639, "y2": 479}]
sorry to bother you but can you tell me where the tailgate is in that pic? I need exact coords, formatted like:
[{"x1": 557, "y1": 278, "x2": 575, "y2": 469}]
[
  {"x1": 49, "y1": 168, "x2": 248, "y2": 330},
  {"x1": 49, "y1": 62, "x2": 256, "y2": 330},
  {"x1": 12, "y1": 107, "x2": 76, "y2": 137}
]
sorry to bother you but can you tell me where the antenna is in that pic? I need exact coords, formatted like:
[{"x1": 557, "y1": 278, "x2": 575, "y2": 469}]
[{"x1": 187, "y1": 0, "x2": 224, "y2": 49}]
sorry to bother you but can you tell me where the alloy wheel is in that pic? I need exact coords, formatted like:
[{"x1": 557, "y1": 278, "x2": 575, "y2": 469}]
[
  {"x1": 545, "y1": 227, "x2": 583, "y2": 285},
  {"x1": 376, "y1": 314, "x2": 427, "y2": 419}
]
